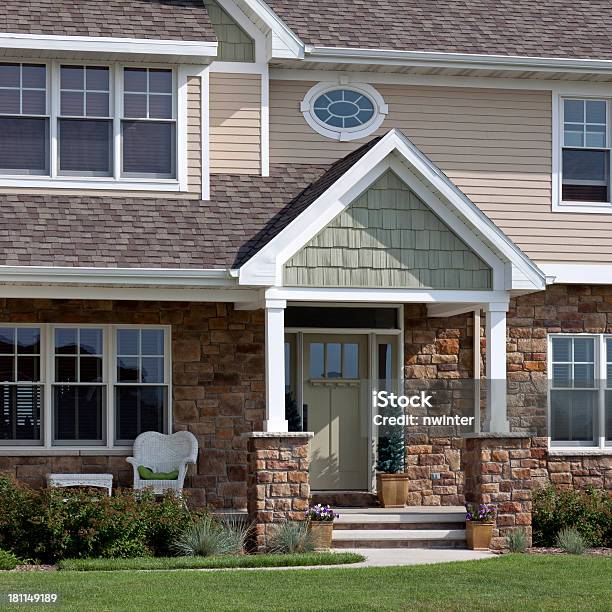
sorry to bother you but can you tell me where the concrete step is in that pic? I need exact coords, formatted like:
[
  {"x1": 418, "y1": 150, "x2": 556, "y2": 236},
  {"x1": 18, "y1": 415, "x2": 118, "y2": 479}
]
[
  {"x1": 332, "y1": 528, "x2": 467, "y2": 549},
  {"x1": 334, "y1": 506, "x2": 465, "y2": 530}
]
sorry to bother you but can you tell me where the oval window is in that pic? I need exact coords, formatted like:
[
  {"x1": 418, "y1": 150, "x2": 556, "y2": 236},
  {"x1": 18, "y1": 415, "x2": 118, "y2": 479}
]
[
  {"x1": 313, "y1": 89, "x2": 375, "y2": 129},
  {"x1": 302, "y1": 83, "x2": 388, "y2": 141}
]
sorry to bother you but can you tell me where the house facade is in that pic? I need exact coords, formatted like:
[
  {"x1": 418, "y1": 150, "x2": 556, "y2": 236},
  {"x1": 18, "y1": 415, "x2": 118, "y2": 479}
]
[{"x1": 0, "y1": 0, "x2": 611, "y2": 546}]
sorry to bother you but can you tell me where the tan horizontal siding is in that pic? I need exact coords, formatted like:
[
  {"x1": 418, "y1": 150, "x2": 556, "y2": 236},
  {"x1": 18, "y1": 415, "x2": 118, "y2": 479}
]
[
  {"x1": 187, "y1": 76, "x2": 201, "y2": 195},
  {"x1": 270, "y1": 79, "x2": 612, "y2": 264},
  {"x1": 210, "y1": 73, "x2": 261, "y2": 174}
]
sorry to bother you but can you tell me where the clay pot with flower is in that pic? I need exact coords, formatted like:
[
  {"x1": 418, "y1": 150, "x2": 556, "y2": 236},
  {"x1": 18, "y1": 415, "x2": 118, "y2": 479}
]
[
  {"x1": 465, "y1": 503, "x2": 496, "y2": 550},
  {"x1": 306, "y1": 504, "x2": 339, "y2": 550}
]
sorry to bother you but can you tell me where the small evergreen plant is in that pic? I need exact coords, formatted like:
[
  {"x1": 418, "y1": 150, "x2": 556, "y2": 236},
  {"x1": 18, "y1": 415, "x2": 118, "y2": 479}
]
[{"x1": 376, "y1": 402, "x2": 405, "y2": 473}]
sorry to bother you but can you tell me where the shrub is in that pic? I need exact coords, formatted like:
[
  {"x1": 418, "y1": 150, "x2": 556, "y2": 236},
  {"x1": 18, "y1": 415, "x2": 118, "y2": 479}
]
[
  {"x1": 0, "y1": 549, "x2": 20, "y2": 570},
  {"x1": 0, "y1": 476, "x2": 195, "y2": 562},
  {"x1": 556, "y1": 527, "x2": 587, "y2": 555},
  {"x1": 532, "y1": 485, "x2": 612, "y2": 547},
  {"x1": 506, "y1": 529, "x2": 528, "y2": 553},
  {"x1": 172, "y1": 515, "x2": 248, "y2": 557},
  {"x1": 268, "y1": 521, "x2": 315, "y2": 554}
]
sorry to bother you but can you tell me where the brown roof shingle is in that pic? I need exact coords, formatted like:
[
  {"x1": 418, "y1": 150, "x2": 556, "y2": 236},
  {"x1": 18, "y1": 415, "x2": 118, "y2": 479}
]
[
  {"x1": 0, "y1": 0, "x2": 216, "y2": 41},
  {"x1": 0, "y1": 140, "x2": 380, "y2": 270},
  {"x1": 265, "y1": 0, "x2": 612, "y2": 61}
]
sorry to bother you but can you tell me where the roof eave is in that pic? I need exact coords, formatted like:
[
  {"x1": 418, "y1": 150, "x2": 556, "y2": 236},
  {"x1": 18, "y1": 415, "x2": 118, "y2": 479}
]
[
  {"x1": 0, "y1": 32, "x2": 218, "y2": 62},
  {"x1": 304, "y1": 45, "x2": 612, "y2": 75}
]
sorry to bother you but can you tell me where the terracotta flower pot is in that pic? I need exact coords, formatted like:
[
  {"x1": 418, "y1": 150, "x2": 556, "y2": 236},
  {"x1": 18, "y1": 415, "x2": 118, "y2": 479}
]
[
  {"x1": 466, "y1": 521, "x2": 494, "y2": 550},
  {"x1": 308, "y1": 521, "x2": 334, "y2": 551},
  {"x1": 376, "y1": 473, "x2": 409, "y2": 508}
]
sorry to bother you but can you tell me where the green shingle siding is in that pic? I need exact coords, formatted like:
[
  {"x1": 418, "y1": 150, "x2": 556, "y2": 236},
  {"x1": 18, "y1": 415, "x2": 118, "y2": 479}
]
[
  {"x1": 283, "y1": 170, "x2": 492, "y2": 289},
  {"x1": 204, "y1": 0, "x2": 255, "y2": 62}
]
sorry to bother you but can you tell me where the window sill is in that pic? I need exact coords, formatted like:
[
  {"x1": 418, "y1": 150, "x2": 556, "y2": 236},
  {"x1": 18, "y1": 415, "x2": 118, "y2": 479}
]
[
  {"x1": 0, "y1": 177, "x2": 183, "y2": 192},
  {"x1": 548, "y1": 448, "x2": 612, "y2": 456},
  {"x1": 553, "y1": 200, "x2": 612, "y2": 213},
  {"x1": 0, "y1": 448, "x2": 132, "y2": 456}
]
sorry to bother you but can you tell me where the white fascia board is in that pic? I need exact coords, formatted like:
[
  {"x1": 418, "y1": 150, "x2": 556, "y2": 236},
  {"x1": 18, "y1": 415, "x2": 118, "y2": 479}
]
[
  {"x1": 0, "y1": 33, "x2": 218, "y2": 60},
  {"x1": 0, "y1": 284, "x2": 258, "y2": 303},
  {"x1": 0, "y1": 265, "x2": 234, "y2": 288},
  {"x1": 538, "y1": 263, "x2": 612, "y2": 285},
  {"x1": 427, "y1": 303, "x2": 483, "y2": 318},
  {"x1": 266, "y1": 287, "x2": 508, "y2": 304},
  {"x1": 304, "y1": 46, "x2": 612, "y2": 76},
  {"x1": 233, "y1": 0, "x2": 304, "y2": 59},
  {"x1": 238, "y1": 129, "x2": 545, "y2": 291}
]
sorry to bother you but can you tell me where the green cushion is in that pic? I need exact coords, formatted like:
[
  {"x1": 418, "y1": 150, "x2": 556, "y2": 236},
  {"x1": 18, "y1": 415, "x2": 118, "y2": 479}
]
[{"x1": 138, "y1": 465, "x2": 179, "y2": 481}]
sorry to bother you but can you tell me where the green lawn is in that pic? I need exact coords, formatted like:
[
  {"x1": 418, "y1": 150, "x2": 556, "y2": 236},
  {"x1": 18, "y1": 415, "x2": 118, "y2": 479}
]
[
  {"x1": 58, "y1": 552, "x2": 363, "y2": 571},
  {"x1": 0, "y1": 555, "x2": 610, "y2": 612}
]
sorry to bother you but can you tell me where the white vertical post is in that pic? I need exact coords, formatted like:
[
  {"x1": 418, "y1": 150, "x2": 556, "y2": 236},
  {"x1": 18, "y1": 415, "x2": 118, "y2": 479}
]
[
  {"x1": 264, "y1": 299, "x2": 288, "y2": 432},
  {"x1": 485, "y1": 302, "x2": 509, "y2": 433},
  {"x1": 473, "y1": 309, "x2": 481, "y2": 434}
]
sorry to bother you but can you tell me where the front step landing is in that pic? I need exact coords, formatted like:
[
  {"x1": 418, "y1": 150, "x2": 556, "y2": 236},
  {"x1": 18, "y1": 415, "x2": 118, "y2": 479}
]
[
  {"x1": 333, "y1": 529, "x2": 466, "y2": 549},
  {"x1": 332, "y1": 506, "x2": 467, "y2": 549}
]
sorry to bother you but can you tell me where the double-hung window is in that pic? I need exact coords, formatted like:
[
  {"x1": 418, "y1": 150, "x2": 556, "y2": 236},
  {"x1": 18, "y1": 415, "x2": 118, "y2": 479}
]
[
  {"x1": 0, "y1": 61, "x2": 178, "y2": 186},
  {"x1": 0, "y1": 63, "x2": 49, "y2": 175},
  {"x1": 0, "y1": 324, "x2": 170, "y2": 449},
  {"x1": 549, "y1": 334, "x2": 611, "y2": 450},
  {"x1": 560, "y1": 97, "x2": 610, "y2": 204}
]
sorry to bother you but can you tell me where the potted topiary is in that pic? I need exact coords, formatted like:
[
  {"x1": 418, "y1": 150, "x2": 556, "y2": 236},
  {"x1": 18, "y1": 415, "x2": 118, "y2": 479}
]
[
  {"x1": 376, "y1": 403, "x2": 409, "y2": 507},
  {"x1": 306, "y1": 504, "x2": 338, "y2": 550},
  {"x1": 465, "y1": 503, "x2": 496, "y2": 550}
]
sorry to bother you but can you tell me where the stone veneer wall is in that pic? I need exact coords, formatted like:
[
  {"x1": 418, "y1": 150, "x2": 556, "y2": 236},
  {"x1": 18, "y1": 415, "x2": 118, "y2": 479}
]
[
  {"x1": 403, "y1": 304, "x2": 476, "y2": 505},
  {"x1": 246, "y1": 433, "x2": 312, "y2": 552},
  {"x1": 405, "y1": 286, "x2": 612, "y2": 506},
  {"x1": 463, "y1": 435, "x2": 535, "y2": 550},
  {"x1": 0, "y1": 298, "x2": 265, "y2": 509}
]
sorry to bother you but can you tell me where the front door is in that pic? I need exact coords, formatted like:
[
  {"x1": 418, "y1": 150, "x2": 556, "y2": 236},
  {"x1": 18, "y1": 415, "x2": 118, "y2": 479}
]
[{"x1": 303, "y1": 334, "x2": 369, "y2": 490}]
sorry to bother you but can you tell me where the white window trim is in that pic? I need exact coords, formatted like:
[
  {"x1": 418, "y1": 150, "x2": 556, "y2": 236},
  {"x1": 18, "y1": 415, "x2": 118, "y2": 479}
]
[
  {"x1": 547, "y1": 333, "x2": 610, "y2": 453},
  {"x1": 300, "y1": 81, "x2": 388, "y2": 142},
  {"x1": 553, "y1": 91, "x2": 612, "y2": 213},
  {"x1": 0, "y1": 323, "x2": 172, "y2": 451},
  {"x1": 0, "y1": 59, "x2": 187, "y2": 192}
]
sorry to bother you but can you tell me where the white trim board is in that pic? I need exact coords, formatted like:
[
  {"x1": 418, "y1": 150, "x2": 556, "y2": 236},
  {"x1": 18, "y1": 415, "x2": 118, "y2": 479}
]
[
  {"x1": 538, "y1": 263, "x2": 612, "y2": 285},
  {"x1": 238, "y1": 129, "x2": 546, "y2": 292},
  {"x1": 0, "y1": 32, "x2": 218, "y2": 61}
]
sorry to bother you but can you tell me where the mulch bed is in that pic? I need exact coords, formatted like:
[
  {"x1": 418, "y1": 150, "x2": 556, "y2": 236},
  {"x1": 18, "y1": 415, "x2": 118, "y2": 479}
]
[{"x1": 527, "y1": 547, "x2": 612, "y2": 556}]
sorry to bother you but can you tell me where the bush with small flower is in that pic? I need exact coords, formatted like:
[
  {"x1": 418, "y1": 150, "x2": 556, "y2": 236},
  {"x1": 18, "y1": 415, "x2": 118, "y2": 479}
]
[
  {"x1": 305, "y1": 505, "x2": 339, "y2": 522},
  {"x1": 465, "y1": 503, "x2": 496, "y2": 523}
]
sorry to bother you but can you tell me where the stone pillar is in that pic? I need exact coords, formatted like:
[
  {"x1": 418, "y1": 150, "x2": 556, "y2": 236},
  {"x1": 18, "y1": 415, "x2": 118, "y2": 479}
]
[
  {"x1": 245, "y1": 432, "x2": 313, "y2": 552},
  {"x1": 463, "y1": 433, "x2": 533, "y2": 550}
]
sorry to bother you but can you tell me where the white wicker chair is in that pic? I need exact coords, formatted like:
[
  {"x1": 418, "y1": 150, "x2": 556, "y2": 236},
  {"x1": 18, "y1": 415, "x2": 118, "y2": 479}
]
[{"x1": 126, "y1": 431, "x2": 198, "y2": 495}]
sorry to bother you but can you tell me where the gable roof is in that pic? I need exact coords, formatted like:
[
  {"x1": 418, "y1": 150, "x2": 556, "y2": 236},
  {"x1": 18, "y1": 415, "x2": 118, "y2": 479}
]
[
  {"x1": 0, "y1": 0, "x2": 216, "y2": 41},
  {"x1": 239, "y1": 129, "x2": 546, "y2": 291},
  {"x1": 264, "y1": 0, "x2": 612, "y2": 61}
]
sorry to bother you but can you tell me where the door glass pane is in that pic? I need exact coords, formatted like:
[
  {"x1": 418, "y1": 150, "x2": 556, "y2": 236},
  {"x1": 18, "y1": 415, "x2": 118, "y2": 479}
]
[
  {"x1": 309, "y1": 343, "x2": 324, "y2": 379},
  {"x1": 284, "y1": 342, "x2": 291, "y2": 393},
  {"x1": 326, "y1": 343, "x2": 341, "y2": 378},
  {"x1": 343, "y1": 343, "x2": 358, "y2": 379}
]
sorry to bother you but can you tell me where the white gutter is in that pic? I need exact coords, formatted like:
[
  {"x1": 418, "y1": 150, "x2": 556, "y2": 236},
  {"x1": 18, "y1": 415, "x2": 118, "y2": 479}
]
[
  {"x1": 0, "y1": 265, "x2": 234, "y2": 287},
  {"x1": 304, "y1": 45, "x2": 612, "y2": 75},
  {"x1": 0, "y1": 33, "x2": 218, "y2": 60}
]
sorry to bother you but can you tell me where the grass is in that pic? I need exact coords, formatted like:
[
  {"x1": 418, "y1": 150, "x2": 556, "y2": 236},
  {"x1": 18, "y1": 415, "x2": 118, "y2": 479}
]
[
  {"x1": 58, "y1": 552, "x2": 364, "y2": 571},
  {"x1": 0, "y1": 555, "x2": 610, "y2": 611}
]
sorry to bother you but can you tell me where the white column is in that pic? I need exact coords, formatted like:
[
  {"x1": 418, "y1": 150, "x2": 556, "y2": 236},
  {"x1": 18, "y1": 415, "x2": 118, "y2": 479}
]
[
  {"x1": 264, "y1": 299, "x2": 288, "y2": 432},
  {"x1": 485, "y1": 302, "x2": 509, "y2": 433}
]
